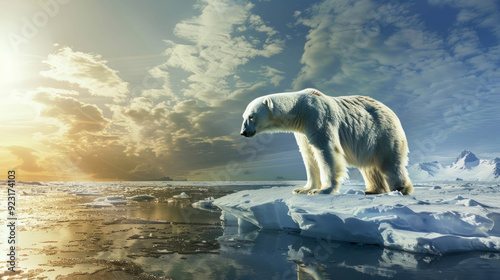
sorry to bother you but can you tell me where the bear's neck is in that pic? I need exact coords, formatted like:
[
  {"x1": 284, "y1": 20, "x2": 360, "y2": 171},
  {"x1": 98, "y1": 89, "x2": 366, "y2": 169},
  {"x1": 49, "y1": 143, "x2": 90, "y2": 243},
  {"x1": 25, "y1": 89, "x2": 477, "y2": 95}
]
[{"x1": 270, "y1": 95, "x2": 306, "y2": 133}]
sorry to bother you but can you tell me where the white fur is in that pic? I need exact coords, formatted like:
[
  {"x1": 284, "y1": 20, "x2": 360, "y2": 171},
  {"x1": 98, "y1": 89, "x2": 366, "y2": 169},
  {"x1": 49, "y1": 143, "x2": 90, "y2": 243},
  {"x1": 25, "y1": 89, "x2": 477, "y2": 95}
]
[{"x1": 240, "y1": 88, "x2": 414, "y2": 195}]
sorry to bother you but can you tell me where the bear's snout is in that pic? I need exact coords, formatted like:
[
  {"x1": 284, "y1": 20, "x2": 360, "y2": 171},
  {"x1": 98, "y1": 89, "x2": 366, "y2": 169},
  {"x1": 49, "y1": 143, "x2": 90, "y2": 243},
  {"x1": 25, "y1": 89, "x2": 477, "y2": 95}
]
[
  {"x1": 240, "y1": 119, "x2": 256, "y2": 137},
  {"x1": 240, "y1": 130, "x2": 255, "y2": 137}
]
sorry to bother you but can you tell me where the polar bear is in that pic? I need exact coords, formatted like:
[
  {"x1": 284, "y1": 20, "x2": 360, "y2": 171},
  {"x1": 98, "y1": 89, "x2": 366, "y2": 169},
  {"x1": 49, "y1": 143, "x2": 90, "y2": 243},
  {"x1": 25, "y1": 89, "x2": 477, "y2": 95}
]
[{"x1": 240, "y1": 88, "x2": 413, "y2": 195}]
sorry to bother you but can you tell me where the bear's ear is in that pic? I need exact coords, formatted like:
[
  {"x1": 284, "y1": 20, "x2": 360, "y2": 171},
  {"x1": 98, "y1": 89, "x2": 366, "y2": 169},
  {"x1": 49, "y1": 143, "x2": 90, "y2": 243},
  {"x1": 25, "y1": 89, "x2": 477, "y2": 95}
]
[{"x1": 263, "y1": 97, "x2": 274, "y2": 111}]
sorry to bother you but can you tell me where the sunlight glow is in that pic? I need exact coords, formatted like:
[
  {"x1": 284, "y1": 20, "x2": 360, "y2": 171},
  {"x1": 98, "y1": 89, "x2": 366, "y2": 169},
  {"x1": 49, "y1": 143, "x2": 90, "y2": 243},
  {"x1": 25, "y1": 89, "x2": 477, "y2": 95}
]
[{"x1": 0, "y1": 51, "x2": 24, "y2": 86}]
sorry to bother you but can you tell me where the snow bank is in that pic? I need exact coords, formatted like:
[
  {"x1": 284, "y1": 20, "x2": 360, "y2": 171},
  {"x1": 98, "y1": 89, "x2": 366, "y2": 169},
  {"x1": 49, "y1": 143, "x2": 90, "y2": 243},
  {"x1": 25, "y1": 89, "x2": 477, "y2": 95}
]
[{"x1": 214, "y1": 184, "x2": 500, "y2": 255}]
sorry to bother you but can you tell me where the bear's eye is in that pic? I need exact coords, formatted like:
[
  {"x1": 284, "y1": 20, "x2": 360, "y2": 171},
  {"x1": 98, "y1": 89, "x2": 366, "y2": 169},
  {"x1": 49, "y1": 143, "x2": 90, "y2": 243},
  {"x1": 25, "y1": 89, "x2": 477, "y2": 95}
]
[{"x1": 249, "y1": 116, "x2": 254, "y2": 121}]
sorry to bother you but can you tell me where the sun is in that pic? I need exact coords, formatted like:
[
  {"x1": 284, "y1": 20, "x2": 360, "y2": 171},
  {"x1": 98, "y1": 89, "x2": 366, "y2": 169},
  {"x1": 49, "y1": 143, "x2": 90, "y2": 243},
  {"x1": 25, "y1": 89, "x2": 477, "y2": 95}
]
[
  {"x1": 0, "y1": 51, "x2": 25, "y2": 86},
  {"x1": 0, "y1": 50, "x2": 42, "y2": 136}
]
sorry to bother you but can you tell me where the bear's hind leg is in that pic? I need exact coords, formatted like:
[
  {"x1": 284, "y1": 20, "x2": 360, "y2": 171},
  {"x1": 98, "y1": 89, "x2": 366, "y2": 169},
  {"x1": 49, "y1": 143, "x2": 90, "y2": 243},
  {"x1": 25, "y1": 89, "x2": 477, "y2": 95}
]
[
  {"x1": 361, "y1": 167, "x2": 390, "y2": 195},
  {"x1": 384, "y1": 165, "x2": 414, "y2": 195},
  {"x1": 293, "y1": 133, "x2": 321, "y2": 194}
]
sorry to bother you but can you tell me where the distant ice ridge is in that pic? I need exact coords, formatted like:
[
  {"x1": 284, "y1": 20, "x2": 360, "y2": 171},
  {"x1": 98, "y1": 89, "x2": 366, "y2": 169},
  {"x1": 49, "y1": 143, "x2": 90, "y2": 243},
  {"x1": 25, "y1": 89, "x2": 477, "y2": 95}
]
[
  {"x1": 408, "y1": 150, "x2": 500, "y2": 181},
  {"x1": 214, "y1": 184, "x2": 500, "y2": 255}
]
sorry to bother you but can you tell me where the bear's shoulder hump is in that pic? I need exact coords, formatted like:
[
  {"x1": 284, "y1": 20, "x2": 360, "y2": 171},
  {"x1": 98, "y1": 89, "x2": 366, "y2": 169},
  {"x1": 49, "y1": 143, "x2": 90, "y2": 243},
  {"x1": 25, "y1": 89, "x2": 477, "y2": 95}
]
[
  {"x1": 303, "y1": 88, "x2": 323, "y2": 97},
  {"x1": 311, "y1": 90, "x2": 323, "y2": 97}
]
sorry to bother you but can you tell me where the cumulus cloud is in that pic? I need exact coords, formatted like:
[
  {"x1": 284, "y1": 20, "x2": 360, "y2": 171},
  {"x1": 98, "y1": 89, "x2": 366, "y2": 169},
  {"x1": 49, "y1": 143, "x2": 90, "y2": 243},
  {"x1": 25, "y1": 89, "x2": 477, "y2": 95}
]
[
  {"x1": 261, "y1": 66, "x2": 285, "y2": 87},
  {"x1": 29, "y1": 2, "x2": 290, "y2": 181},
  {"x1": 41, "y1": 47, "x2": 129, "y2": 102},
  {"x1": 32, "y1": 89, "x2": 109, "y2": 136},
  {"x1": 152, "y1": 0, "x2": 284, "y2": 103},
  {"x1": 28, "y1": 83, "x2": 281, "y2": 180},
  {"x1": 292, "y1": 0, "x2": 381, "y2": 90},
  {"x1": 67, "y1": 0, "x2": 291, "y2": 180},
  {"x1": 7, "y1": 145, "x2": 45, "y2": 172}
]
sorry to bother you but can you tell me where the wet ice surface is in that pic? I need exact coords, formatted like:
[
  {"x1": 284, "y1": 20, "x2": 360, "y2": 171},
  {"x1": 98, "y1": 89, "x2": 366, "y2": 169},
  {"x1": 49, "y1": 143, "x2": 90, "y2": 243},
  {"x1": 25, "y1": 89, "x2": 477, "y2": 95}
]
[{"x1": 1, "y1": 181, "x2": 500, "y2": 279}]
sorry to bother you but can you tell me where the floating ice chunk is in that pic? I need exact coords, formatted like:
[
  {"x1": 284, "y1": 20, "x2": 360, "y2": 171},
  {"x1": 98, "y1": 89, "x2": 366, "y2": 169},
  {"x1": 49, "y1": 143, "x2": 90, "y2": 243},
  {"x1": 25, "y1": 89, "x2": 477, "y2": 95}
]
[
  {"x1": 192, "y1": 197, "x2": 217, "y2": 211},
  {"x1": 106, "y1": 196, "x2": 126, "y2": 200},
  {"x1": 129, "y1": 195, "x2": 155, "y2": 201},
  {"x1": 71, "y1": 189, "x2": 101, "y2": 196},
  {"x1": 83, "y1": 196, "x2": 127, "y2": 207},
  {"x1": 83, "y1": 201, "x2": 114, "y2": 208},
  {"x1": 173, "y1": 192, "x2": 190, "y2": 199},
  {"x1": 104, "y1": 196, "x2": 128, "y2": 205}
]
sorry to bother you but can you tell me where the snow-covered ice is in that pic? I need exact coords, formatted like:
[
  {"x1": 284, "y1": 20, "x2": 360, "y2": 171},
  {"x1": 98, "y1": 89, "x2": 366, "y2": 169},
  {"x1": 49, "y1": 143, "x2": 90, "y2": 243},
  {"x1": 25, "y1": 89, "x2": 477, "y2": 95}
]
[{"x1": 214, "y1": 182, "x2": 500, "y2": 255}]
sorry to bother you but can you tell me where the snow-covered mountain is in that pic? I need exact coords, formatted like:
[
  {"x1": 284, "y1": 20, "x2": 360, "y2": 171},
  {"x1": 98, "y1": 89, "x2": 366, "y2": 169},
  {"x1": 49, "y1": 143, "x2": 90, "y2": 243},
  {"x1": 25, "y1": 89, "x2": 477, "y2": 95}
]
[
  {"x1": 407, "y1": 161, "x2": 444, "y2": 180},
  {"x1": 408, "y1": 150, "x2": 500, "y2": 181},
  {"x1": 450, "y1": 150, "x2": 480, "y2": 170}
]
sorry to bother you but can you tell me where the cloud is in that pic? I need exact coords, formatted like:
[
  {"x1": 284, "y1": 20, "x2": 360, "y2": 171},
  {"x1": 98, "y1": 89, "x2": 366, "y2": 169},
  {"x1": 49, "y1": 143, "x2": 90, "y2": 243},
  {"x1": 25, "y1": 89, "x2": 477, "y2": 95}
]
[
  {"x1": 32, "y1": 89, "x2": 109, "y2": 136},
  {"x1": 40, "y1": 46, "x2": 129, "y2": 102},
  {"x1": 261, "y1": 66, "x2": 285, "y2": 87},
  {"x1": 427, "y1": 0, "x2": 500, "y2": 38},
  {"x1": 74, "y1": 0, "x2": 293, "y2": 179},
  {"x1": 36, "y1": 87, "x2": 79, "y2": 96},
  {"x1": 291, "y1": 0, "x2": 387, "y2": 90},
  {"x1": 23, "y1": 0, "x2": 500, "y2": 181},
  {"x1": 106, "y1": 80, "x2": 294, "y2": 180},
  {"x1": 27, "y1": 3, "x2": 291, "y2": 181},
  {"x1": 7, "y1": 145, "x2": 45, "y2": 172},
  {"x1": 290, "y1": 0, "x2": 500, "y2": 164},
  {"x1": 152, "y1": 0, "x2": 284, "y2": 103}
]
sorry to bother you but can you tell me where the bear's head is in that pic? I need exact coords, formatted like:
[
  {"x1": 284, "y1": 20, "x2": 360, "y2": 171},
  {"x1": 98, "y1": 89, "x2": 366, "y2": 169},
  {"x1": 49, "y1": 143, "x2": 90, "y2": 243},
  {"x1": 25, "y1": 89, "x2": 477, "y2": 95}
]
[{"x1": 240, "y1": 96, "x2": 277, "y2": 137}]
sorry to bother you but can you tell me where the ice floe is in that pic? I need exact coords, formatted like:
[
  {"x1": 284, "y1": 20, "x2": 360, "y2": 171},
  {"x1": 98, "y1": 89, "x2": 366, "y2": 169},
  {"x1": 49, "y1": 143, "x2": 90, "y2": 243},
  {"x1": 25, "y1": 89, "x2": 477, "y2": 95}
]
[{"x1": 214, "y1": 183, "x2": 500, "y2": 255}]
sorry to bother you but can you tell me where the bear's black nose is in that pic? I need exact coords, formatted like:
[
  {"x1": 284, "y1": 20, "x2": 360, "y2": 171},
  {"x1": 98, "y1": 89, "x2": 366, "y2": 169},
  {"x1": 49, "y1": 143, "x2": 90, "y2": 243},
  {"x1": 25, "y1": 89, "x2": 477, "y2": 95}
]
[{"x1": 241, "y1": 131, "x2": 247, "y2": 137}]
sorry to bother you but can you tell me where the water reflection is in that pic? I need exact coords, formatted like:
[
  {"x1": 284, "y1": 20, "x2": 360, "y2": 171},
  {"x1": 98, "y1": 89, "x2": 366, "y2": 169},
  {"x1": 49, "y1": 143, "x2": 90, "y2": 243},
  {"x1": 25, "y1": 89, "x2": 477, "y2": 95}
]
[{"x1": 217, "y1": 225, "x2": 500, "y2": 280}]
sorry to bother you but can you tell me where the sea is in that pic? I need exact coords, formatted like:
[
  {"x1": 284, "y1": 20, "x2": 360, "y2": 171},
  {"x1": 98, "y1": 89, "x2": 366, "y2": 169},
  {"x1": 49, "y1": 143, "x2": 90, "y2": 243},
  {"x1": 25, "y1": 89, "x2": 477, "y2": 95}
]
[{"x1": 1, "y1": 181, "x2": 499, "y2": 280}]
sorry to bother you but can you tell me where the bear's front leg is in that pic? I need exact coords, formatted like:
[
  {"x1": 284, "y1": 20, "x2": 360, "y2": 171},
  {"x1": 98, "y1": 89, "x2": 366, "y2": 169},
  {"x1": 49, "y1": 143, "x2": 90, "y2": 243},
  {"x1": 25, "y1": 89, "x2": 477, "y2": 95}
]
[
  {"x1": 307, "y1": 185, "x2": 340, "y2": 195},
  {"x1": 293, "y1": 133, "x2": 321, "y2": 195},
  {"x1": 307, "y1": 139, "x2": 345, "y2": 195},
  {"x1": 293, "y1": 183, "x2": 314, "y2": 194}
]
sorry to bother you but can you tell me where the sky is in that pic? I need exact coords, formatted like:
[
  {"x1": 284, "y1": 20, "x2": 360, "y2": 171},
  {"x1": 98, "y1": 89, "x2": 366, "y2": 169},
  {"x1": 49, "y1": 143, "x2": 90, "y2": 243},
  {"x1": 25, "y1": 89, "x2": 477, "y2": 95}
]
[{"x1": 1, "y1": 0, "x2": 499, "y2": 181}]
